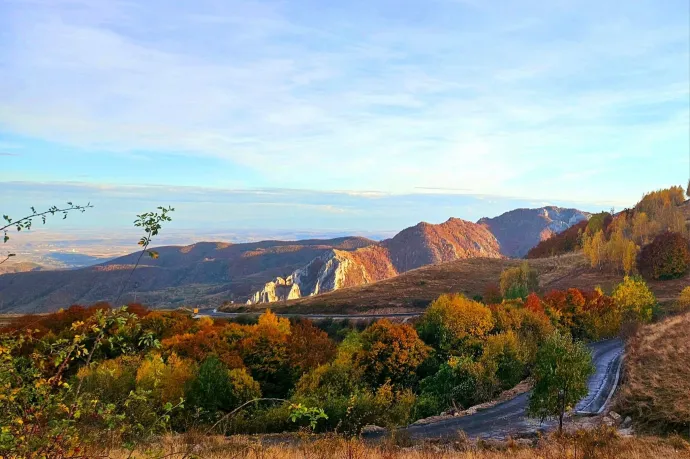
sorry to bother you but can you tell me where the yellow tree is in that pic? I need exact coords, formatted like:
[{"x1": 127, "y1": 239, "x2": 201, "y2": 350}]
[
  {"x1": 612, "y1": 276, "x2": 656, "y2": 323},
  {"x1": 622, "y1": 240, "x2": 639, "y2": 275}
]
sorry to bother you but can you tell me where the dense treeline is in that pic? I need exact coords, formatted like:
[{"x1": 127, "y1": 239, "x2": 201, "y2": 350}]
[
  {"x1": 529, "y1": 186, "x2": 689, "y2": 279},
  {"x1": 1, "y1": 268, "x2": 664, "y2": 456}
]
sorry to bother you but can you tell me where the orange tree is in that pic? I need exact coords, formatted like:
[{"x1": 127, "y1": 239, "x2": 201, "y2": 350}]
[{"x1": 355, "y1": 319, "x2": 430, "y2": 389}]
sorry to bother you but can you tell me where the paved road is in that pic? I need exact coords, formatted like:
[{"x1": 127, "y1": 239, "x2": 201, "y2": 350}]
[
  {"x1": 203, "y1": 311, "x2": 624, "y2": 440},
  {"x1": 195, "y1": 310, "x2": 421, "y2": 321},
  {"x1": 371, "y1": 338, "x2": 625, "y2": 440}
]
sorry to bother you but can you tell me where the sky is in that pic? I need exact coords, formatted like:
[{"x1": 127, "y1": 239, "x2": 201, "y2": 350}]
[{"x1": 1, "y1": 0, "x2": 689, "y2": 237}]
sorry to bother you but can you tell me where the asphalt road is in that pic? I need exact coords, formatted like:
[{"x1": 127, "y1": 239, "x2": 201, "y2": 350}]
[
  {"x1": 196, "y1": 310, "x2": 421, "y2": 321},
  {"x1": 204, "y1": 311, "x2": 624, "y2": 440},
  {"x1": 373, "y1": 338, "x2": 625, "y2": 440}
]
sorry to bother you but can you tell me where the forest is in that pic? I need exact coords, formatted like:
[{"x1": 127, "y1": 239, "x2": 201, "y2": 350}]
[{"x1": 1, "y1": 271, "x2": 668, "y2": 456}]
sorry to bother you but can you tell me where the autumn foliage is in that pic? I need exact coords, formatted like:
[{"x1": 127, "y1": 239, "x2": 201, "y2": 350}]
[{"x1": 637, "y1": 231, "x2": 690, "y2": 280}]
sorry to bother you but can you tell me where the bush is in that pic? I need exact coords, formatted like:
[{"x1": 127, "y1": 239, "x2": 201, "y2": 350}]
[
  {"x1": 674, "y1": 287, "x2": 690, "y2": 313},
  {"x1": 499, "y1": 262, "x2": 539, "y2": 300},
  {"x1": 136, "y1": 353, "x2": 196, "y2": 405},
  {"x1": 638, "y1": 231, "x2": 690, "y2": 280},
  {"x1": 185, "y1": 356, "x2": 261, "y2": 417},
  {"x1": 77, "y1": 355, "x2": 140, "y2": 404}
]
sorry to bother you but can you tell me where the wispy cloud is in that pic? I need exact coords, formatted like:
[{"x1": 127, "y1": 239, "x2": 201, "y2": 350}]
[{"x1": 0, "y1": 0, "x2": 687, "y2": 207}]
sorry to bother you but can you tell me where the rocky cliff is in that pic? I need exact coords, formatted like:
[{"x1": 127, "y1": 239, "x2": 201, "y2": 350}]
[{"x1": 247, "y1": 218, "x2": 502, "y2": 304}]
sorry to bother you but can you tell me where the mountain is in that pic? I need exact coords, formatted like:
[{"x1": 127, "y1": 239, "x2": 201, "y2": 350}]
[
  {"x1": 478, "y1": 207, "x2": 590, "y2": 258},
  {"x1": 0, "y1": 237, "x2": 374, "y2": 313},
  {"x1": 0, "y1": 206, "x2": 591, "y2": 313},
  {"x1": 246, "y1": 218, "x2": 503, "y2": 304}
]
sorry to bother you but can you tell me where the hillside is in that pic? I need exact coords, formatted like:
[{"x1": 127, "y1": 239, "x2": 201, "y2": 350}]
[
  {"x1": 478, "y1": 207, "x2": 590, "y2": 258},
  {"x1": 234, "y1": 252, "x2": 689, "y2": 314},
  {"x1": 0, "y1": 237, "x2": 374, "y2": 313},
  {"x1": 0, "y1": 261, "x2": 44, "y2": 274},
  {"x1": 246, "y1": 218, "x2": 503, "y2": 303},
  {"x1": 0, "y1": 205, "x2": 591, "y2": 313},
  {"x1": 616, "y1": 310, "x2": 690, "y2": 433}
]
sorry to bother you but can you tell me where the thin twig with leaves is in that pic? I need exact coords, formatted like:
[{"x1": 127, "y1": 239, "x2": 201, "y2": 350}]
[
  {"x1": 2, "y1": 202, "x2": 93, "y2": 244},
  {"x1": 114, "y1": 206, "x2": 175, "y2": 306}
]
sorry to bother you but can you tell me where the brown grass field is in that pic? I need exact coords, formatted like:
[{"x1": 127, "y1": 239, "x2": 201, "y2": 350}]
[
  {"x1": 616, "y1": 311, "x2": 690, "y2": 434},
  {"x1": 101, "y1": 430, "x2": 690, "y2": 459},
  {"x1": 234, "y1": 252, "x2": 689, "y2": 314}
]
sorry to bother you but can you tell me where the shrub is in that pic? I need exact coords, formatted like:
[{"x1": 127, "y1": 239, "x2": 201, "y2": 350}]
[
  {"x1": 185, "y1": 356, "x2": 261, "y2": 417},
  {"x1": 674, "y1": 287, "x2": 690, "y2": 313},
  {"x1": 136, "y1": 353, "x2": 196, "y2": 405},
  {"x1": 499, "y1": 262, "x2": 539, "y2": 300},
  {"x1": 417, "y1": 355, "x2": 496, "y2": 416},
  {"x1": 638, "y1": 231, "x2": 690, "y2": 280},
  {"x1": 76, "y1": 355, "x2": 141, "y2": 404}
]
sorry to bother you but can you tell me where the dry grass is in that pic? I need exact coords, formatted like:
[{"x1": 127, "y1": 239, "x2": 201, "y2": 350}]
[
  {"x1": 99, "y1": 429, "x2": 690, "y2": 459},
  {"x1": 616, "y1": 311, "x2": 690, "y2": 433},
  {"x1": 247, "y1": 252, "x2": 688, "y2": 314}
]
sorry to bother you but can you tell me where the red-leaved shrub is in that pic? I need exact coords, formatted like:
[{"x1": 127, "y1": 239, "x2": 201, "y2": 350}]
[{"x1": 638, "y1": 231, "x2": 690, "y2": 280}]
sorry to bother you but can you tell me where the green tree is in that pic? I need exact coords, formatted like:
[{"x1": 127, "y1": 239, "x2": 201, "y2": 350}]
[
  {"x1": 499, "y1": 262, "x2": 539, "y2": 300},
  {"x1": 528, "y1": 331, "x2": 594, "y2": 433},
  {"x1": 185, "y1": 356, "x2": 261, "y2": 416}
]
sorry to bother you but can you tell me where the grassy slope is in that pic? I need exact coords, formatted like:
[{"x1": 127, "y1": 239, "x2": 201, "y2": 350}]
[
  {"x1": 107, "y1": 432, "x2": 690, "y2": 458},
  {"x1": 231, "y1": 252, "x2": 688, "y2": 314},
  {"x1": 616, "y1": 311, "x2": 690, "y2": 433}
]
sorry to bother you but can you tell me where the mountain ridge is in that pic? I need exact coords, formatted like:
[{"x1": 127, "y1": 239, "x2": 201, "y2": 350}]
[{"x1": 0, "y1": 207, "x2": 590, "y2": 313}]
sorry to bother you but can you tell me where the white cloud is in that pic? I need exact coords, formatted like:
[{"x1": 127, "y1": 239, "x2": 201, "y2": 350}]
[{"x1": 0, "y1": 0, "x2": 687, "y2": 204}]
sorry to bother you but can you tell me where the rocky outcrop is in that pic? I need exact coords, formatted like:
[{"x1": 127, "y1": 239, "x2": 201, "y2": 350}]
[
  {"x1": 246, "y1": 277, "x2": 302, "y2": 304},
  {"x1": 478, "y1": 207, "x2": 590, "y2": 258},
  {"x1": 247, "y1": 218, "x2": 502, "y2": 304}
]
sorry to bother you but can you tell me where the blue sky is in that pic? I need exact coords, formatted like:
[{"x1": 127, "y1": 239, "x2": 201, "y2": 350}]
[{"x1": 1, "y1": 0, "x2": 688, "y2": 235}]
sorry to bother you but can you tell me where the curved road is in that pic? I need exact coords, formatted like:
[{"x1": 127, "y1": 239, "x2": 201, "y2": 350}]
[
  {"x1": 195, "y1": 310, "x2": 421, "y2": 321},
  {"x1": 203, "y1": 311, "x2": 624, "y2": 439},
  {"x1": 374, "y1": 338, "x2": 624, "y2": 440}
]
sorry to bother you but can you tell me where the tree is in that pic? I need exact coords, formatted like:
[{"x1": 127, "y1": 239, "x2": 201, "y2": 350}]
[
  {"x1": 287, "y1": 320, "x2": 336, "y2": 377},
  {"x1": 674, "y1": 287, "x2": 690, "y2": 313},
  {"x1": 355, "y1": 319, "x2": 430, "y2": 389},
  {"x1": 499, "y1": 262, "x2": 539, "y2": 300},
  {"x1": 638, "y1": 231, "x2": 690, "y2": 280},
  {"x1": 622, "y1": 240, "x2": 639, "y2": 275},
  {"x1": 583, "y1": 230, "x2": 606, "y2": 269},
  {"x1": 239, "y1": 311, "x2": 293, "y2": 398},
  {"x1": 612, "y1": 276, "x2": 656, "y2": 323},
  {"x1": 416, "y1": 294, "x2": 494, "y2": 355},
  {"x1": 185, "y1": 356, "x2": 261, "y2": 416},
  {"x1": 528, "y1": 332, "x2": 594, "y2": 433}
]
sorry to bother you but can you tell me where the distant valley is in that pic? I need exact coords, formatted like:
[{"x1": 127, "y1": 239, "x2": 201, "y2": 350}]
[{"x1": 0, "y1": 206, "x2": 589, "y2": 313}]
